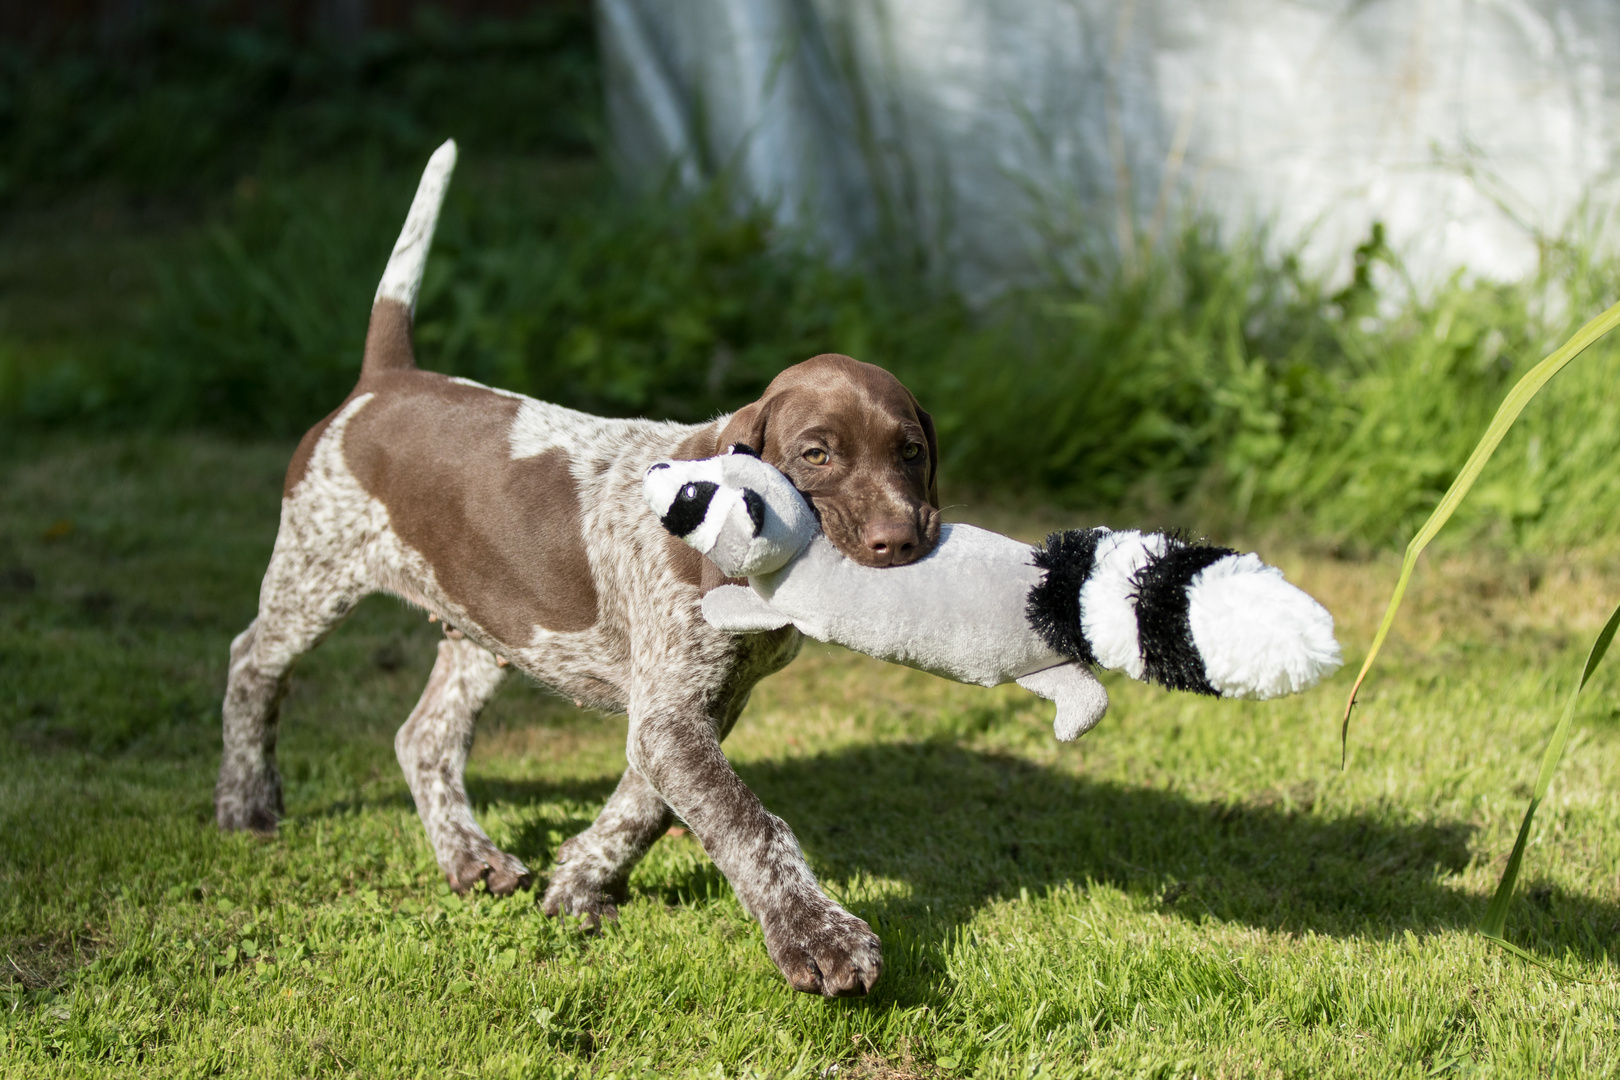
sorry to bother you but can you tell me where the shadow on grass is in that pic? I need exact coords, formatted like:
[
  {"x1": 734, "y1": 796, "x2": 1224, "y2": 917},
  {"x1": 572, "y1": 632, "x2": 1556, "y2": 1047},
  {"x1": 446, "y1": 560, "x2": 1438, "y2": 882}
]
[
  {"x1": 300, "y1": 776, "x2": 615, "y2": 879},
  {"x1": 735, "y1": 742, "x2": 1619, "y2": 966},
  {"x1": 287, "y1": 740, "x2": 1614, "y2": 970},
  {"x1": 482, "y1": 776, "x2": 621, "y2": 875},
  {"x1": 438, "y1": 741, "x2": 1614, "y2": 971}
]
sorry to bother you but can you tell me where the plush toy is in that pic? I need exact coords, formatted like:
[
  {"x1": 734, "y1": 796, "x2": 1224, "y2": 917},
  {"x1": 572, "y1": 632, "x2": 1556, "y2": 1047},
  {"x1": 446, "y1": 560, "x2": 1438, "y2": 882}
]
[{"x1": 643, "y1": 448, "x2": 1341, "y2": 740}]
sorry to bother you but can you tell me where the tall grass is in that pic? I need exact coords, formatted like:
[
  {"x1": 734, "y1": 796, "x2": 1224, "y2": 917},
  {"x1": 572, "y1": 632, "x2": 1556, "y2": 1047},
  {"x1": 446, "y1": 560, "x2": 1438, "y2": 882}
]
[
  {"x1": 1335, "y1": 282, "x2": 1620, "y2": 954},
  {"x1": 1257, "y1": 242, "x2": 1620, "y2": 551},
  {"x1": 10, "y1": 161, "x2": 1620, "y2": 551},
  {"x1": 891, "y1": 224, "x2": 1343, "y2": 511},
  {"x1": 35, "y1": 166, "x2": 937, "y2": 434}
]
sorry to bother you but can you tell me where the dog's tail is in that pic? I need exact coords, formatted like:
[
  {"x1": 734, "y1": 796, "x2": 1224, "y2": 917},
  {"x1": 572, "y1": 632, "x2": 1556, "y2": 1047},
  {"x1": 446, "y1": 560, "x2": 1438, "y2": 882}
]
[{"x1": 362, "y1": 139, "x2": 458, "y2": 378}]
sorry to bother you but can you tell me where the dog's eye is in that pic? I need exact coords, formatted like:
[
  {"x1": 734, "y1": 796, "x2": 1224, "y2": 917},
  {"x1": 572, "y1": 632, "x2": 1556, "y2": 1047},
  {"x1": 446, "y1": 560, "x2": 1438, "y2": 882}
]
[
  {"x1": 902, "y1": 443, "x2": 923, "y2": 461},
  {"x1": 803, "y1": 448, "x2": 829, "y2": 465}
]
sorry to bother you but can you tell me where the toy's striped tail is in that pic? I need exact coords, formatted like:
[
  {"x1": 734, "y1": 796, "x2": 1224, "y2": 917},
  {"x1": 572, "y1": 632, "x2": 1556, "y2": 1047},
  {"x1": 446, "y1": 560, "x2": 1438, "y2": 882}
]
[
  {"x1": 362, "y1": 139, "x2": 457, "y2": 378},
  {"x1": 1026, "y1": 529, "x2": 1341, "y2": 699}
]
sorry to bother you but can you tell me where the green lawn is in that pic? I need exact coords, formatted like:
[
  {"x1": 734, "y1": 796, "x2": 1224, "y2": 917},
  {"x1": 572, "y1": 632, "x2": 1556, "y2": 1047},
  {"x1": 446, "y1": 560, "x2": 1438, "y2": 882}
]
[{"x1": 2, "y1": 434, "x2": 1618, "y2": 1078}]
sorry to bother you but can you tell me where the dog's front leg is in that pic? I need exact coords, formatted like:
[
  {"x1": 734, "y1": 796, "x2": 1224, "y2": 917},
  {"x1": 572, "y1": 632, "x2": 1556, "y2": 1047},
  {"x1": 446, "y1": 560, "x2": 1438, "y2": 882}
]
[{"x1": 625, "y1": 697, "x2": 882, "y2": 997}]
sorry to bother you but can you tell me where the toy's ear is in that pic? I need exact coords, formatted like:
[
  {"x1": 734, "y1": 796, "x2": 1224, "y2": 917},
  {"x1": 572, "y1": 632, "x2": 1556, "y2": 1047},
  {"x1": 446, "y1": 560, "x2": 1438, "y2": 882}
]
[
  {"x1": 716, "y1": 399, "x2": 771, "y2": 459},
  {"x1": 911, "y1": 394, "x2": 940, "y2": 508}
]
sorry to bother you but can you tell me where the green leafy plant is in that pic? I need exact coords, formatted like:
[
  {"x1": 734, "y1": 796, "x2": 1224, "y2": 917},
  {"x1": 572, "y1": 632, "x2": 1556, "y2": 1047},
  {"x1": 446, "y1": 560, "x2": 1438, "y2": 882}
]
[{"x1": 1477, "y1": 601, "x2": 1620, "y2": 963}]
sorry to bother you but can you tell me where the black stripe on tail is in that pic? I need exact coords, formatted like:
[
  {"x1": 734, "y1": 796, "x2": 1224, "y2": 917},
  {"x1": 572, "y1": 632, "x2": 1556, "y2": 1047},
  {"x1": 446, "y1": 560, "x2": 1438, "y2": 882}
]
[
  {"x1": 1131, "y1": 534, "x2": 1234, "y2": 695},
  {"x1": 1026, "y1": 528, "x2": 1107, "y2": 665}
]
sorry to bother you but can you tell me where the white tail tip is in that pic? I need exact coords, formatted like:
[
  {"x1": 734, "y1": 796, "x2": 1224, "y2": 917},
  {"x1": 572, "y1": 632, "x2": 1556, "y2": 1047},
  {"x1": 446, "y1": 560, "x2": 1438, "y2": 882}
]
[
  {"x1": 1187, "y1": 554, "x2": 1342, "y2": 699},
  {"x1": 374, "y1": 139, "x2": 458, "y2": 314}
]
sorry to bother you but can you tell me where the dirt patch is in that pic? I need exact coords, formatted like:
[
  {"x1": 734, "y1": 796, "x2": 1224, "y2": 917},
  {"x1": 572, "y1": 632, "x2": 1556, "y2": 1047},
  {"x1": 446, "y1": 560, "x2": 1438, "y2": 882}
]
[
  {"x1": 842, "y1": 1037, "x2": 937, "y2": 1080},
  {"x1": 2, "y1": 934, "x2": 96, "y2": 992}
]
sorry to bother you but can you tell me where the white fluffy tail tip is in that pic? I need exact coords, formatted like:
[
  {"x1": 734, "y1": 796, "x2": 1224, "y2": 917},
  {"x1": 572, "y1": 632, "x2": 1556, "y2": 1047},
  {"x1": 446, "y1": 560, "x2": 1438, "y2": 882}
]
[
  {"x1": 1187, "y1": 554, "x2": 1342, "y2": 699},
  {"x1": 374, "y1": 139, "x2": 458, "y2": 312}
]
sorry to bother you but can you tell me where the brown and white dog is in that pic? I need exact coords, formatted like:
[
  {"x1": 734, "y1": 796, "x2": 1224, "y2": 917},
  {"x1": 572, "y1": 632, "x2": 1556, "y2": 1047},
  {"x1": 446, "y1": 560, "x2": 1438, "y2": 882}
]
[{"x1": 215, "y1": 142, "x2": 940, "y2": 996}]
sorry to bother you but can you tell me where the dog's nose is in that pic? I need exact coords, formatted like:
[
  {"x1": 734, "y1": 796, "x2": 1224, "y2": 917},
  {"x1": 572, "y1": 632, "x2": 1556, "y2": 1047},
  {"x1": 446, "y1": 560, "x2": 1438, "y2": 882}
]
[{"x1": 863, "y1": 520, "x2": 921, "y2": 566}]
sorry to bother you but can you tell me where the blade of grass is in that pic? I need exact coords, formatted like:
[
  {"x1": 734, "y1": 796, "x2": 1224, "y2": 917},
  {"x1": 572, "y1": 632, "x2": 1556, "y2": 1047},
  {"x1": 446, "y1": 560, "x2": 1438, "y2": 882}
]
[
  {"x1": 1339, "y1": 297, "x2": 1620, "y2": 766},
  {"x1": 1478, "y1": 933, "x2": 1601, "y2": 983},
  {"x1": 1478, "y1": 598, "x2": 1620, "y2": 943}
]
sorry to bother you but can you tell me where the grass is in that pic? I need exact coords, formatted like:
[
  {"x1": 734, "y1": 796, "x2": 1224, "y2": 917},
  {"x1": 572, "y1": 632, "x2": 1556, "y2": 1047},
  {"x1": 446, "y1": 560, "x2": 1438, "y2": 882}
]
[
  {"x1": 1328, "y1": 284, "x2": 1620, "y2": 956},
  {"x1": 3, "y1": 434, "x2": 1619, "y2": 1077}
]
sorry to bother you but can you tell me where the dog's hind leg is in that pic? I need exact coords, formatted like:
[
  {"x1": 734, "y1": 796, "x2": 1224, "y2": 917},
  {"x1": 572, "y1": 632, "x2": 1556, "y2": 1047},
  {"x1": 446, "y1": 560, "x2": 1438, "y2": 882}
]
[
  {"x1": 541, "y1": 765, "x2": 672, "y2": 926},
  {"x1": 396, "y1": 636, "x2": 532, "y2": 895},
  {"x1": 217, "y1": 618, "x2": 293, "y2": 832},
  {"x1": 217, "y1": 535, "x2": 366, "y2": 833}
]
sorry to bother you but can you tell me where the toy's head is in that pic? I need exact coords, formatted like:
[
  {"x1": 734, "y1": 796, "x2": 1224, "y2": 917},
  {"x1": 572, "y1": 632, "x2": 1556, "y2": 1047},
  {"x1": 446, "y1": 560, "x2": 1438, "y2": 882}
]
[{"x1": 643, "y1": 447, "x2": 820, "y2": 578}]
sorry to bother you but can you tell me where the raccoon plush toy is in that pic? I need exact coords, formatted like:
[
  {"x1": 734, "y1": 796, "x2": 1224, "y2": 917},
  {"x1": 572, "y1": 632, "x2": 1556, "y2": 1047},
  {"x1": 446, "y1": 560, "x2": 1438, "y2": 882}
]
[{"x1": 644, "y1": 447, "x2": 1341, "y2": 741}]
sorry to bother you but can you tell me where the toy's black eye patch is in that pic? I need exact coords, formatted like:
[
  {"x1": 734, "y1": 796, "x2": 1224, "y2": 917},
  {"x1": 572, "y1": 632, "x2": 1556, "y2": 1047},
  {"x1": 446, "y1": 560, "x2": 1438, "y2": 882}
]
[
  {"x1": 648, "y1": 462, "x2": 671, "y2": 471},
  {"x1": 661, "y1": 480, "x2": 719, "y2": 538},
  {"x1": 728, "y1": 443, "x2": 761, "y2": 458},
  {"x1": 742, "y1": 489, "x2": 766, "y2": 536}
]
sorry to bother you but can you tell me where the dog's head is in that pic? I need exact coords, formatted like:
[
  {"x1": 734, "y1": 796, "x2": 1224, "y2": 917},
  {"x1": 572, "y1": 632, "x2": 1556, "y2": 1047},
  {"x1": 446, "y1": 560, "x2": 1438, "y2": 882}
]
[{"x1": 716, "y1": 354, "x2": 940, "y2": 567}]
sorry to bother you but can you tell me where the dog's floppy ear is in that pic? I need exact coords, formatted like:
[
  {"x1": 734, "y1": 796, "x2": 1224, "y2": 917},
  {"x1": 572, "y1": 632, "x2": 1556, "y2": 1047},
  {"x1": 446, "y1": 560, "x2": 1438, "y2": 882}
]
[
  {"x1": 716, "y1": 399, "x2": 771, "y2": 459},
  {"x1": 910, "y1": 393, "x2": 940, "y2": 508}
]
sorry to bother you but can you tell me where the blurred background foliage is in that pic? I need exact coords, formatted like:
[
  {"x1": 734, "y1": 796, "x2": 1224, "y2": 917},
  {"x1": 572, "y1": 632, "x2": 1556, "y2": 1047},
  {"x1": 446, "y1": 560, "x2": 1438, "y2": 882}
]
[
  {"x1": 0, "y1": 3, "x2": 598, "y2": 198},
  {"x1": 2, "y1": 2, "x2": 1619, "y2": 554}
]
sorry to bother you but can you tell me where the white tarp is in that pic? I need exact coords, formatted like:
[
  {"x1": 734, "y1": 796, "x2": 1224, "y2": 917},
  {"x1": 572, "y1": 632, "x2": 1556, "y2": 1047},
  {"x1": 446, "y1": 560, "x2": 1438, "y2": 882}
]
[{"x1": 598, "y1": 0, "x2": 1620, "y2": 296}]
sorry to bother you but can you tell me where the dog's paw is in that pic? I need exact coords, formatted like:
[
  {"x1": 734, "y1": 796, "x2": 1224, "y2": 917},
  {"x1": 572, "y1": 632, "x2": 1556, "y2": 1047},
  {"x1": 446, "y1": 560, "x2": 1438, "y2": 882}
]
[
  {"x1": 214, "y1": 776, "x2": 283, "y2": 834},
  {"x1": 446, "y1": 848, "x2": 533, "y2": 897},
  {"x1": 539, "y1": 872, "x2": 624, "y2": 931},
  {"x1": 762, "y1": 898, "x2": 882, "y2": 997},
  {"x1": 539, "y1": 836, "x2": 633, "y2": 930}
]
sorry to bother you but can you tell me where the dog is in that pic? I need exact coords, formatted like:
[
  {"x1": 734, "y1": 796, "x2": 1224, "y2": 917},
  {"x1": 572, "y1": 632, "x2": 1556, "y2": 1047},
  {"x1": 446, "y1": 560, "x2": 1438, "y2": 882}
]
[{"x1": 215, "y1": 141, "x2": 939, "y2": 997}]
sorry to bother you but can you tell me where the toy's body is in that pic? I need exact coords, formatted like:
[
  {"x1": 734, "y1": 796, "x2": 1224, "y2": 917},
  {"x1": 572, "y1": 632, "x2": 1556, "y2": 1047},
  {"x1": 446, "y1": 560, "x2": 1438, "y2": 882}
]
[
  {"x1": 705, "y1": 522, "x2": 1112, "y2": 739},
  {"x1": 709, "y1": 522, "x2": 1065, "y2": 685},
  {"x1": 644, "y1": 450, "x2": 1341, "y2": 740}
]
